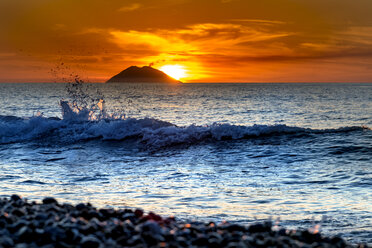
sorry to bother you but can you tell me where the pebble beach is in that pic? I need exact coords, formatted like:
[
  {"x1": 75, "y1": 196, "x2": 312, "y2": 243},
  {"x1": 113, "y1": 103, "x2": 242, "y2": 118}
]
[{"x1": 0, "y1": 195, "x2": 369, "y2": 248}]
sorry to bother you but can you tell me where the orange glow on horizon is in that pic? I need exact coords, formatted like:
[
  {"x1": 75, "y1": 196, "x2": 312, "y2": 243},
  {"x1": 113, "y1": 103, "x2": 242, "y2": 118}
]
[{"x1": 159, "y1": 65, "x2": 187, "y2": 81}]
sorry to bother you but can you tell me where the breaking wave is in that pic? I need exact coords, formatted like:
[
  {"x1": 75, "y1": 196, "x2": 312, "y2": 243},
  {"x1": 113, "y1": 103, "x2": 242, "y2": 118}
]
[
  {"x1": 0, "y1": 114, "x2": 369, "y2": 149},
  {"x1": 1, "y1": 80, "x2": 369, "y2": 149}
]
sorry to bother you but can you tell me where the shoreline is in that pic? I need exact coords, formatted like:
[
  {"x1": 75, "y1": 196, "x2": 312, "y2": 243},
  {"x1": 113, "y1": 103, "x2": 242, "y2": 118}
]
[{"x1": 0, "y1": 195, "x2": 369, "y2": 248}]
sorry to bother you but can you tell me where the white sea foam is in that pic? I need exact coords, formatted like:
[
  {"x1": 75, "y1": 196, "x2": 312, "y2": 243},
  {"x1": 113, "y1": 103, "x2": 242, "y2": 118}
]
[
  {"x1": 1, "y1": 80, "x2": 369, "y2": 147},
  {"x1": 0, "y1": 114, "x2": 368, "y2": 148}
]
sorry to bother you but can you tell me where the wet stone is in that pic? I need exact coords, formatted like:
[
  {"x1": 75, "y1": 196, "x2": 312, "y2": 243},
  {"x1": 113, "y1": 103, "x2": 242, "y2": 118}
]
[
  {"x1": 14, "y1": 243, "x2": 29, "y2": 248},
  {"x1": 10, "y1": 194, "x2": 21, "y2": 202},
  {"x1": 16, "y1": 226, "x2": 34, "y2": 243},
  {"x1": 122, "y1": 212, "x2": 136, "y2": 224},
  {"x1": 76, "y1": 203, "x2": 87, "y2": 211},
  {"x1": 208, "y1": 238, "x2": 221, "y2": 247},
  {"x1": 225, "y1": 224, "x2": 247, "y2": 232},
  {"x1": 141, "y1": 220, "x2": 163, "y2": 235},
  {"x1": 248, "y1": 222, "x2": 272, "y2": 234},
  {"x1": 192, "y1": 236, "x2": 209, "y2": 246},
  {"x1": 134, "y1": 209, "x2": 144, "y2": 218},
  {"x1": 0, "y1": 196, "x2": 364, "y2": 248},
  {"x1": 11, "y1": 208, "x2": 26, "y2": 217},
  {"x1": 176, "y1": 236, "x2": 189, "y2": 247},
  {"x1": 142, "y1": 232, "x2": 163, "y2": 246},
  {"x1": 80, "y1": 235, "x2": 101, "y2": 248},
  {"x1": 65, "y1": 228, "x2": 80, "y2": 243},
  {"x1": 126, "y1": 234, "x2": 143, "y2": 246},
  {"x1": 226, "y1": 241, "x2": 246, "y2": 248},
  {"x1": 116, "y1": 235, "x2": 129, "y2": 246},
  {"x1": 42, "y1": 197, "x2": 58, "y2": 205},
  {"x1": 0, "y1": 236, "x2": 14, "y2": 248}
]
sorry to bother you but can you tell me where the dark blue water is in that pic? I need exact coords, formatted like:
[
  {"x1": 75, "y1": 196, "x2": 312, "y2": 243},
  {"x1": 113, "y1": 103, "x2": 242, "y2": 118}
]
[{"x1": 0, "y1": 83, "x2": 371, "y2": 243}]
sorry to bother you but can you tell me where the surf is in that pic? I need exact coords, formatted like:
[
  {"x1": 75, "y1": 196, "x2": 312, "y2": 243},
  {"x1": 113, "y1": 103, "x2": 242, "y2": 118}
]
[{"x1": 0, "y1": 81, "x2": 370, "y2": 148}]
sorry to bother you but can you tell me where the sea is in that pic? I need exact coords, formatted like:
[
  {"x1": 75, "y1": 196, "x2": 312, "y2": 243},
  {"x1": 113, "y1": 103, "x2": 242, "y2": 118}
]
[{"x1": 0, "y1": 82, "x2": 371, "y2": 244}]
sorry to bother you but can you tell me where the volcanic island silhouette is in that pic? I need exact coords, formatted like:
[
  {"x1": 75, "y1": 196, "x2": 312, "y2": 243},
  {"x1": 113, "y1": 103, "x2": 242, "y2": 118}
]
[{"x1": 106, "y1": 66, "x2": 182, "y2": 83}]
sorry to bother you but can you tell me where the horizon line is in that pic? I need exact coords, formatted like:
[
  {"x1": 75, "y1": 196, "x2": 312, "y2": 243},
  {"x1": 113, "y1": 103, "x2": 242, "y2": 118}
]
[{"x1": 0, "y1": 81, "x2": 371, "y2": 84}]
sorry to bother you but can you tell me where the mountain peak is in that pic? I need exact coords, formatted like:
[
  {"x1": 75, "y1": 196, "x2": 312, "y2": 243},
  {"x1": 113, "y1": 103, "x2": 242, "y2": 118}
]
[{"x1": 106, "y1": 66, "x2": 181, "y2": 83}]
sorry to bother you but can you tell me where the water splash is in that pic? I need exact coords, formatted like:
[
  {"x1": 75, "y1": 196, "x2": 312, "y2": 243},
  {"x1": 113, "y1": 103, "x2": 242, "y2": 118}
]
[
  {"x1": 309, "y1": 215, "x2": 329, "y2": 235},
  {"x1": 60, "y1": 78, "x2": 125, "y2": 121}
]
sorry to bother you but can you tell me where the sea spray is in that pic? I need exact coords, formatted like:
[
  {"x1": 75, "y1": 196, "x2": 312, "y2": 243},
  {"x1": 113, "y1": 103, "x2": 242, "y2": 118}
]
[
  {"x1": 61, "y1": 78, "x2": 125, "y2": 121},
  {"x1": 1, "y1": 80, "x2": 370, "y2": 148}
]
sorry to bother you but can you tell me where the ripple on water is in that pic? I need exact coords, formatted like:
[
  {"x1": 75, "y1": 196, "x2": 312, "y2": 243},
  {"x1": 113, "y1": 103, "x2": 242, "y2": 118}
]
[
  {"x1": 73, "y1": 176, "x2": 107, "y2": 182},
  {"x1": 0, "y1": 175, "x2": 21, "y2": 181},
  {"x1": 45, "y1": 157, "x2": 66, "y2": 162},
  {"x1": 20, "y1": 180, "x2": 47, "y2": 185}
]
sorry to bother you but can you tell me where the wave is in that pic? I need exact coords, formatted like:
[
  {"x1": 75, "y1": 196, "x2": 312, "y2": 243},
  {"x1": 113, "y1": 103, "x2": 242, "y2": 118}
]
[{"x1": 0, "y1": 114, "x2": 369, "y2": 149}]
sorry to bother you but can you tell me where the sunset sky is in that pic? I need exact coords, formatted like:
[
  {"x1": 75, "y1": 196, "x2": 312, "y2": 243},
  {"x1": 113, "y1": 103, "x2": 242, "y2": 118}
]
[{"x1": 1, "y1": 0, "x2": 372, "y2": 82}]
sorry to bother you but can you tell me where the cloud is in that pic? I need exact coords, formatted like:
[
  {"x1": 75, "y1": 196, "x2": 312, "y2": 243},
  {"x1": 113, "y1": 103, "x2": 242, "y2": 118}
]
[
  {"x1": 0, "y1": 53, "x2": 17, "y2": 58},
  {"x1": 229, "y1": 19, "x2": 286, "y2": 25},
  {"x1": 108, "y1": 22, "x2": 291, "y2": 61},
  {"x1": 118, "y1": 3, "x2": 142, "y2": 12},
  {"x1": 337, "y1": 26, "x2": 372, "y2": 45}
]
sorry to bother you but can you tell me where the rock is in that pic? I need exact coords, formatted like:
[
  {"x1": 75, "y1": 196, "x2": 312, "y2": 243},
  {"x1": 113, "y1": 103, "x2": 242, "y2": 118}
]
[
  {"x1": 9, "y1": 220, "x2": 28, "y2": 231},
  {"x1": 35, "y1": 213, "x2": 48, "y2": 221},
  {"x1": 224, "y1": 224, "x2": 247, "y2": 232},
  {"x1": 75, "y1": 203, "x2": 87, "y2": 211},
  {"x1": 80, "y1": 235, "x2": 101, "y2": 248},
  {"x1": 98, "y1": 208, "x2": 115, "y2": 219},
  {"x1": 226, "y1": 241, "x2": 246, "y2": 248},
  {"x1": 208, "y1": 237, "x2": 222, "y2": 247},
  {"x1": 79, "y1": 223, "x2": 98, "y2": 235},
  {"x1": 330, "y1": 236, "x2": 347, "y2": 246},
  {"x1": 116, "y1": 235, "x2": 129, "y2": 246},
  {"x1": 142, "y1": 220, "x2": 162, "y2": 233},
  {"x1": 148, "y1": 212, "x2": 162, "y2": 222},
  {"x1": 44, "y1": 226, "x2": 67, "y2": 242},
  {"x1": 192, "y1": 236, "x2": 209, "y2": 246},
  {"x1": 300, "y1": 230, "x2": 322, "y2": 244},
  {"x1": 14, "y1": 243, "x2": 28, "y2": 248},
  {"x1": 10, "y1": 194, "x2": 21, "y2": 201},
  {"x1": 126, "y1": 234, "x2": 143, "y2": 246},
  {"x1": 16, "y1": 226, "x2": 33, "y2": 243},
  {"x1": 65, "y1": 228, "x2": 81, "y2": 244},
  {"x1": 134, "y1": 209, "x2": 144, "y2": 218},
  {"x1": 0, "y1": 219, "x2": 7, "y2": 229},
  {"x1": 0, "y1": 196, "x2": 362, "y2": 248},
  {"x1": 42, "y1": 197, "x2": 58, "y2": 205},
  {"x1": 122, "y1": 212, "x2": 136, "y2": 223},
  {"x1": 0, "y1": 236, "x2": 14, "y2": 248},
  {"x1": 248, "y1": 222, "x2": 272, "y2": 233},
  {"x1": 176, "y1": 236, "x2": 189, "y2": 247},
  {"x1": 142, "y1": 232, "x2": 164, "y2": 246},
  {"x1": 12, "y1": 208, "x2": 26, "y2": 217}
]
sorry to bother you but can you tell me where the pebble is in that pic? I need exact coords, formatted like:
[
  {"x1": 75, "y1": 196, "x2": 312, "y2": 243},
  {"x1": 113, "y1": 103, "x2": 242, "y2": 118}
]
[
  {"x1": 81, "y1": 235, "x2": 101, "y2": 248},
  {"x1": 10, "y1": 195, "x2": 21, "y2": 202},
  {"x1": 0, "y1": 195, "x2": 368, "y2": 248},
  {"x1": 42, "y1": 197, "x2": 58, "y2": 205}
]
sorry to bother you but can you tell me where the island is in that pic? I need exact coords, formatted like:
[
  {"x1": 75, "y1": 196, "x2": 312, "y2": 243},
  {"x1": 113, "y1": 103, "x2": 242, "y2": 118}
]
[{"x1": 106, "y1": 66, "x2": 182, "y2": 83}]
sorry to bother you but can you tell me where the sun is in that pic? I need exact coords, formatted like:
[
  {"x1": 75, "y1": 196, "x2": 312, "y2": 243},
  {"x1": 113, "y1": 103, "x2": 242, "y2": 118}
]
[{"x1": 159, "y1": 65, "x2": 187, "y2": 80}]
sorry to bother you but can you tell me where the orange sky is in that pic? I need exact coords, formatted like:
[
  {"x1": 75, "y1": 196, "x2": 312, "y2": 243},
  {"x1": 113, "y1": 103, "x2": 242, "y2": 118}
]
[{"x1": 1, "y1": 0, "x2": 372, "y2": 82}]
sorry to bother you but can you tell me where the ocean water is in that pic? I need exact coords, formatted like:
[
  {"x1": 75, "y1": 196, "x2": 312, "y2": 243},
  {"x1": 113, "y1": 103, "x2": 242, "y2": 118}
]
[{"x1": 0, "y1": 82, "x2": 371, "y2": 243}]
